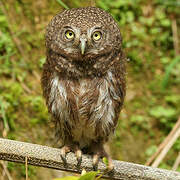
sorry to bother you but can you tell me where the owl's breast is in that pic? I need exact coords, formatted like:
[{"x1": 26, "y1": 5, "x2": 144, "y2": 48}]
[{"x1": 48, "y1": 71, "x2": 121, "y2": 147}]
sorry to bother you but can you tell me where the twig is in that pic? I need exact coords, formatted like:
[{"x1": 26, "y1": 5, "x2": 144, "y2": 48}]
[
  {"x1": 21, "y1": 82, "x2": 32, "y2": 94},
  {"x1": 25, "y1": 156, "x2": 28, "y2": 180},
  {"x1": 0, "y1": 138, "x2": 180, "y2": 180},
  {"x1": 171, "y1": 17, "x2": 179, "y2": 55},
  {"x1": 146, "y1": 117, "x2": 180, "y2": 166},
  {"x1": 172, "y1": 152, "x2": 180, "y2": 171},
  {"x1": 32, "y1": 71, "x2": 41, "y2": 82},
  {"x1": 152, "y1": 126, "x2": 180, "y2": 168},
  {"x1": 0, "y1": 161, "x2": 13, "y2": 180}
]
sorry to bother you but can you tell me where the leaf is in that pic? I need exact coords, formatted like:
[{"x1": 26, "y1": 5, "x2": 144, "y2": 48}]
[
  {"x1": 56, "y1": 0, "x2": 69, "y2": 9},
  {"x1": 160, "y1": 19, "x2": 171, "y2": 27},
  {"x1": 130, "y1": 115, "x2": 144, "y2": 123},
  {"x1": 0, "y1": 15, "x2": 6, "y2": 23},
  {"x1": 162, "y1": 56, "x2": 180, "y2": 89},
  {"x1": 103, "y1": 157, "x2": 108, "y2": 166},
  {"x1": 165, "y1": 95, "x2": 180, "y2": 105},
  {"x1": 53, "y1": 176, "x2": 79, "y2": 180},
  {"x1": 79, "y1": 171, "x2": 98, "y2": 180},
  {"x1": 149, "y1": 106, "x2": 176, "y2": 118},
  {"x1": 145, "y1": 145, "x2": 157, "y2": 156}
]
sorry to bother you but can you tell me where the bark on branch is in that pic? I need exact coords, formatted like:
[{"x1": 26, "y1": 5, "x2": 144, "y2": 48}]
[{"x1": 0, "y1": 138, "x2": 180, "y2": 180}]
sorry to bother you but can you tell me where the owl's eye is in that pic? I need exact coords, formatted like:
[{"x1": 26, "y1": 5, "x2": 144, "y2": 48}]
[
  {"x1": 92, "y1": 31, "x2": 102, "y2": 41},
  {"x1": 65, "y1": 30, "x2": 75, "y2": 39}
]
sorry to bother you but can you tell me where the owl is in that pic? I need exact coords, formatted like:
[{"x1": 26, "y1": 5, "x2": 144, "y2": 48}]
[{"x1": 41, "y1": 7, "x2": 126, "y2": 170}]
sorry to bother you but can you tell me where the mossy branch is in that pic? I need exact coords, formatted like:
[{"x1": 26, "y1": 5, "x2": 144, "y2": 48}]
[{"x1": 0, "y1": 138, "x2": 180, "y2": 180}]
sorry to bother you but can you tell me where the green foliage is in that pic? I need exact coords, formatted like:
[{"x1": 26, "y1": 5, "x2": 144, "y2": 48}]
[
  {"x1": 54, "y1": 177, "x2": 79, "y2": 180},
  {"x1": 149, "y1": 106, "x2": 177, "y2": 129},
  {"x1": 56, "y1": 0, "x2": 69, "y2": 9},
  {"x1": 54, "y1": 171, "x2": 99, "y2": 180},
  {"x1": 102, "y1": 157, "x2": 108, "y2": 166},
  {"x1": 7, "y1": 162, "x2": 36, "y2": 178},
  {"x1": 130, "y1": 115, "x2": 150, "y2": 130},
  {"x1": 145, "y1": 145, "x2": 158, "y2": 157},
  {"x1": 149, "y1": 106, "x2": 176, "y2": 119},
  {"x1": 79, "y1": 171, "x2": 98, "y2": 180},
  {"x1": 162, "y1": 56, "x2": 180, "y2": 89}
]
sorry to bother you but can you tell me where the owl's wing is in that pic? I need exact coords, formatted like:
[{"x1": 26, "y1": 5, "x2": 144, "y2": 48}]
[
  {"x1": 41, "y1": 60, "x2": 53, "y2": 105},
  {"x1": 110, "y1": 52, "x2": 126, "y2": 126}
]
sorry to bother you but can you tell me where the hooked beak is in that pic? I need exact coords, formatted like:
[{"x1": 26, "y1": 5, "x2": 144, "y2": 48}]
[{"x1": 80, "y1": 38, "x2": 87, "y2": 55}]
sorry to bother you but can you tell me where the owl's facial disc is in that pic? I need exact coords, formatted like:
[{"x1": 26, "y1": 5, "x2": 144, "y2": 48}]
[
  {"x1": 50, "y1": 25, "x2": 112, "y2": 60},
  {"x1": 46, "y1": 7, "x2": 122, "y2": 62},
  {"x1": 62, "y1": 26, "x2": 107, "y2": 58}
]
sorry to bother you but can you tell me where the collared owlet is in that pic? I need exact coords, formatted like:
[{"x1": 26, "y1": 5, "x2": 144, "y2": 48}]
[{"x1": 41, "y1": 7, "x2": 126, "y2": 170}]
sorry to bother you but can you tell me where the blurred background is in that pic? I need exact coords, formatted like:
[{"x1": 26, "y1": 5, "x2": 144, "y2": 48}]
[{"x1": 0, "y1": 0, "x2": 179, "y2": 179}]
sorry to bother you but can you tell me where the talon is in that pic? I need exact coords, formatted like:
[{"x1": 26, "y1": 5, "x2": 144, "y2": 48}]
[
  {"x1": 60, "y1": 146, "x2": 70, "y2": 164},
  {"x1": 75, "y1": 149, "x2": 82, "y2": 165},
  {"x1": 107, "y1": 159, "x2": 114, "y2": 171},
  {"x1": 104, "y1": 153, "x2": 114, "y2": 172},
  {"x1": 93, "y1": 154, "x2": 99, "y2": 170},
  {"x1": 60, "y1": 153, "x2": 67, "y2": 164}
]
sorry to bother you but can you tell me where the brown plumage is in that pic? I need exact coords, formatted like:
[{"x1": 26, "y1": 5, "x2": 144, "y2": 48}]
[{"x1": 41, "y1": 7, "x2": 126, "y2": 170}]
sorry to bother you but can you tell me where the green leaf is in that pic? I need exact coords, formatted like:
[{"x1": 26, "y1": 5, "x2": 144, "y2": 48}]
[
  {"x1": 160, "y1": 19, "x2": 171, "y2": 27},
  {"x1": 149, "y1": 106, "x2": 176, "y2": 118},
  {"x1": 130, "y1": 115, "x2": 144, "y2": 123},
  {"x1": 79, "y1": 171, "x2": 98, "y2": 180},
  {"x1": 54, "y1": 176, "x2": 79, "y2": 180},
  {"x1": 103, "y1": 157, "x2": 108, "y2": 166},
  {"x1": 145, "y1": 145, "x2": 157, "y2": 156},
  {"x1": 0, "y1": 15, "x2": 6, "y2": 23},
  {"x1": 56, "y1": 0, "x2": 69, "y2": 9},
  {"x1": 162, "y1": 56, "x2": 180, "y2": 89},
  {"x1": 165, "y1": 95, "x2": 180, "y2": 105}
]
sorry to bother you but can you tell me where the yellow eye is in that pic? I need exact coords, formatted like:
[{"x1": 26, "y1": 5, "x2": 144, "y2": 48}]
[
  {"x1": 92, "y1": 31, "x2": 102, "y2": 41},
  {"x1": 65, "y1": 30, "x2": 74, "y2": 39}
]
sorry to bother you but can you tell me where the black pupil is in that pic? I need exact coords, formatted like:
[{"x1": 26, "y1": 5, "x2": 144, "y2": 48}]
[
  {"x1": 69, "y1": 32, "x2": 72, "y2": 36},
  {"x1": 95, "y1": 33, "x2": 98, "y2": 37}
]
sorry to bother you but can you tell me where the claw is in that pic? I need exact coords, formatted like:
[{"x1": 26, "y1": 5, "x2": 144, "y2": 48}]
[
  {"x1": 103, "y1": 152, "x2": 114, "y2": 172},
  {"x1": 93, "y1": 154, "x2": 100, "y2": 170},
  {"x1": 60, "y1": 153, "x2": 66, "y2": 164},
  {"x1": 76, "y1": 149, "x2": 82, "y2": 163},
  {"x1": 91, "y1": 144, "x2": 114, "y2": 171},
  {"x1": 75, "y1": 148, "x2": 82, "y2": 166},
  {"x1": 106, "y1": 157, "x2": 114, "y2": 171},
  {"x1": 60, "y1": 146, "x2": 70, "y2": 164}
]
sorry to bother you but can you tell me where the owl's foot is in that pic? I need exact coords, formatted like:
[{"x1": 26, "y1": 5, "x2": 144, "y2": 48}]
[
  {"x1": 60, "y1": 144, "x2": 82, "y2": 166},
  {"x1": 91, "y1": 145, "x2": 114, "y2": 171},
  {"x1": 103, "y1": 152, "x2": 114, "y2": 171},
  {"x1": 92, "y1": 151, "x2": 114, "y2": 171}
]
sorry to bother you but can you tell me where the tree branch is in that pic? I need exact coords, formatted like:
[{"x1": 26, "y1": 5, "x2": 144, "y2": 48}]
[
  {"x1": 172, "y1": 152, "x2": 180, "y2": 171},
  {"x1": 152, "y1": 126, "x2": 180, "y2": 168},
  {"x1": 0, "y1": 138, "x2": 180, "y2": 180},
  {"x1": 146, "y1": 117, "x2": 180, "y2": 166}
]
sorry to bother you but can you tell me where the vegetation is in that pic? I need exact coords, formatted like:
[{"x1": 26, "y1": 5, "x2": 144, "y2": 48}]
[{"x1": 0, "y1": 0, "x2": 179, "y2": 179}]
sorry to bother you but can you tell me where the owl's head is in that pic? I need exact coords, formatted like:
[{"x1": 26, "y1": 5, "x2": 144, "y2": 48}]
[{"x1": 46, "y1": 7, "x2": 122, "y2": 61}]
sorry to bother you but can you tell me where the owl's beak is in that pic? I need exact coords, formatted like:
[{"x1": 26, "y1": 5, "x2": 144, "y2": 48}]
[{"x1": 80, "y1": 38, "x2": 87, "y2": 55}]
